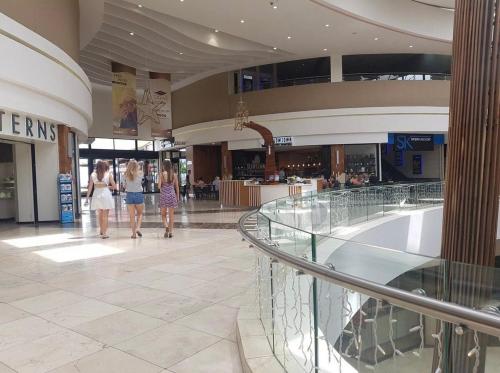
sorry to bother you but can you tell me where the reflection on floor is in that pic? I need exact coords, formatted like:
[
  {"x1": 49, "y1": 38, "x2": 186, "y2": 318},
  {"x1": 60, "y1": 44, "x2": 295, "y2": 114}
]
[
  {"x1": 80, "y1": 195, "x2": 249, "y2": 230},
  {"x1": 0, "y1": 199, "x2": 254, "y2": 373}
]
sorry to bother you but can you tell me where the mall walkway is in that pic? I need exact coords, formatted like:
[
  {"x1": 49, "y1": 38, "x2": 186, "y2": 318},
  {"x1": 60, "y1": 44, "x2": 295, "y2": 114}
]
[{"x1": 0, "y1": 198, "x2": 253, "y2": 373}]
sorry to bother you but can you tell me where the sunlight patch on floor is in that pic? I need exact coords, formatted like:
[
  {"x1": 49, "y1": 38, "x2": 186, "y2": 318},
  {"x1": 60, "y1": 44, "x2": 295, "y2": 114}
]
[
  {"x1": 2, "y1": 233, "x2": 84, "y2": 249},
  {"x1": 34, "y1": 243, "x2": 123, "y2": 263}
]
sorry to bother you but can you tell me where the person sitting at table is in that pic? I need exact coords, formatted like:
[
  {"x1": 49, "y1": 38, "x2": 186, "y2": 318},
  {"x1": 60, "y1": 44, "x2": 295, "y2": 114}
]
[
  {"x1": 197, "y1": 178, "x2": 206, "y2": 188},
  {"x1": 350, "y1": 175, "x2": 363, "y2": 186}
]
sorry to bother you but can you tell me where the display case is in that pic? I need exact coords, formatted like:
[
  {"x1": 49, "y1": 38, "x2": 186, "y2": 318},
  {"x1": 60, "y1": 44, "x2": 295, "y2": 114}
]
[
  {"x1": 0, "y1": 178, "x2": 15, "y2": 220},
  {"x1": 58, "y1": 174, "x2": 74, "y2": 223}
]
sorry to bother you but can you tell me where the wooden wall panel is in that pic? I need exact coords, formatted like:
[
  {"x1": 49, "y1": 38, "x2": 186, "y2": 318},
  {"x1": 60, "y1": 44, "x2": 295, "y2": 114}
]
[
  {"x1": 221, "y1": 142, "x2": 233, "y2": 179},
  {"x1": 192, "y1": 145, "x2": 221, "y2": 183},
  {"x1": 330, "y1": 145, "x2": 345, "y2": 176},
  {"x1": 441, "y1": 0, "x2": 500, "y2": 267},
  {"x1": 57, "y1": 125, "x2": 72, "y2": 173}
]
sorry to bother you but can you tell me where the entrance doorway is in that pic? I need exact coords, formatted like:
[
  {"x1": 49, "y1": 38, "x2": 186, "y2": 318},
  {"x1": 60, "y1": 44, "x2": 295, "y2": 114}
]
[{"x1": 0, "y1": 142, "x2": 16, "y2": 222}]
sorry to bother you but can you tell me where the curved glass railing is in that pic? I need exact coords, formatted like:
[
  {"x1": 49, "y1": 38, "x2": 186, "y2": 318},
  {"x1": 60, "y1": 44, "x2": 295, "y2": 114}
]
[{"x1": 238, "y1": 182, "x2": 500, "y2": 372}]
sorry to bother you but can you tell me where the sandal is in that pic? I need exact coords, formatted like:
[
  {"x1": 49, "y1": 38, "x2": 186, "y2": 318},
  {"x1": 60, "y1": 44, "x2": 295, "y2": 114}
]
[
  {"x1": 168, "y1": 233, "x2": 173, "y2": 239},
  {"x1": 131, "y1": 234, "x2": 137, "y2": 239},
  {"x1": 163, "y1": 228, "x2": 169, "y2": 238},
  {"x1": 136, "y1": 231, "x2": 142, "y2": 237},
  {"x1": 101, "y1": 234, "x2": 109, "y2": 239}
]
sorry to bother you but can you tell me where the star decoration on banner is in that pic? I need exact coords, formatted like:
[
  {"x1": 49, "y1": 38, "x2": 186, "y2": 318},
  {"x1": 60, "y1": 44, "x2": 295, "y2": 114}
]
[{"x1": 137, "y1": 88, "x2": 164, "y2": 126}]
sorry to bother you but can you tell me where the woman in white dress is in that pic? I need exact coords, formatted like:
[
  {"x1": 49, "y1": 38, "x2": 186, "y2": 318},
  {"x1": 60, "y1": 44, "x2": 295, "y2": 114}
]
[{"x1": 88, "y1": 160, "x2": 117, "y2": 239}]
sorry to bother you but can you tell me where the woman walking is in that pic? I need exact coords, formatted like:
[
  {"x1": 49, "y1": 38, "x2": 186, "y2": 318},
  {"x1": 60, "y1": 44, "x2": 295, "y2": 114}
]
[
  {"x1": 159, "y1": 159, "x2": 179, "y2": 238},
  {"x1": 88, "y1": 160, "x2": 117, "y2": 239},
  {"x1": 124, "y1": 159, "x2": 144, "y2": 239}
]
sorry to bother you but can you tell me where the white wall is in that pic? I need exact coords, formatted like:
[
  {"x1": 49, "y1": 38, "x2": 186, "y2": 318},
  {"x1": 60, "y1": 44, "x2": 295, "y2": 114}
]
[
  {"x1": 35, "y1": 142, "x2": 59, "y2": 221},
  {"x1": 14, "y1": 142, "x2": 34, "y2": 223},
  {"x1": 0, "y1": 13, "x2": 92, "y2": 136},
  {"x1": 173, "y1": 106, "x2": 449, "y2": 149}
]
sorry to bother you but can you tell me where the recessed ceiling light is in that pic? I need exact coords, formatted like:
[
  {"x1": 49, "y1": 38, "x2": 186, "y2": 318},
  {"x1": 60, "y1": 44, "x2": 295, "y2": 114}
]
[
  {"x1": 374, "y1": 37, "x2": 379, "y2": 41},
  {"x1": 325, "y1": 24, "x2": 330, "y2": 27},
  {"x1": 273, "y1": 5, "x2": 278, "y2": 9},
  {"x1": 273, "y1": 47, "x2": 277, "y2": 50},
  {"x1": 287, "y1": 36, "x2": 292, "y2": 39},
  {"x1": 323, "y1": 48, "x2": 328, "y2": 51},
  {"x1": 240, "y1": 19, "x2": 245, "y2": 23},
  {"x1": 129, "y1": 32, "x2": 134, "y2": 36},
  {"x1": 179, "y1": 52, "x2": 183, "y2": 55},
  {"x1": 409, "y1": 45, "x2": 414, "y2": 48},
  {"x1": 137, "y1": 4, "x2": 143, "y2": 8},
  {"x1": 214, "y1": 29, "x2": 219, "y2": 33},
  {"x1": 180, "y1": 0, "x2": 184, "y2": 2}
]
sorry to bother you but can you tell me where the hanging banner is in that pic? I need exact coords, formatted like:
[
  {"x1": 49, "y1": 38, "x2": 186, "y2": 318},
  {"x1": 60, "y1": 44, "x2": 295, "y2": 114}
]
[
  {"x1": 112, "y1": 62, "x2": 138, "y2": 137},
  {"x1": 138, "y1": 72, "x2": 172, "y2": 138}
]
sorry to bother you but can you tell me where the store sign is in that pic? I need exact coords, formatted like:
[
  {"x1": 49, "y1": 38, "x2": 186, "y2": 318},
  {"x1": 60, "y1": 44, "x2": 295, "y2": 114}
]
[
  {"x1": 274, "y1": 136, "x2": 293, "y2": 146},
  {"x1": 0, "y1": 109, "x2": 57, "y2": 143},
  {"x1": 388, "y1": 133, "x2": 444, "y2": 151}
]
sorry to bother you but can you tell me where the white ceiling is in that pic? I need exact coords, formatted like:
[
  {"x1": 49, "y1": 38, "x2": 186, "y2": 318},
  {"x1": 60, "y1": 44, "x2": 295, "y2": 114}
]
[
  {"x1": 80, "y1": 0, "x2": 454, "y2": 89},
  {"x1": 412, "y1": 0, "x2": 455, "y2": 9}
]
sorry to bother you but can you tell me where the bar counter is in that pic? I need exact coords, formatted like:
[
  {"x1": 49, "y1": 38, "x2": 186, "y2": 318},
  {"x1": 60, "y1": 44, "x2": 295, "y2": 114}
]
[{"x1": 219, "y1": 179, "x2": 320, "y2": 207}]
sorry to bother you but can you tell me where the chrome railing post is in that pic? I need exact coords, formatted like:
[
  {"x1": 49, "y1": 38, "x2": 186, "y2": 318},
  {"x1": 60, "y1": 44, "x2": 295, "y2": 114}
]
[{"x1": 311, "y1": 233, "x2": 319, "y2": 372}]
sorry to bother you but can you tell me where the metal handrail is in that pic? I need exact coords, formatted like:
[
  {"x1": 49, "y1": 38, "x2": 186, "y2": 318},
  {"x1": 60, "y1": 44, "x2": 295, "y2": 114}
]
[{"x1": 238, "y1": 209, "x2": 500, "y2": 337}]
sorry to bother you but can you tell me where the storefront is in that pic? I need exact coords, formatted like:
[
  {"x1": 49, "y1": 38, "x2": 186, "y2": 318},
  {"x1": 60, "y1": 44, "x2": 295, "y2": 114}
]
[
  {"x1": 79, "y1": 139, "x2": 160, "y2": 195},
  {"x1": 382, "y1": 133, "x2": 446, "y2": 181}
]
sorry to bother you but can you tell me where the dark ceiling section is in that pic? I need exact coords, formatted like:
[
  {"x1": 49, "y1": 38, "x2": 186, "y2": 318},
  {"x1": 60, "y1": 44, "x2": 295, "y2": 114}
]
[{"x1": 342, "y1": 54, "x2": 452, "y2": 74}]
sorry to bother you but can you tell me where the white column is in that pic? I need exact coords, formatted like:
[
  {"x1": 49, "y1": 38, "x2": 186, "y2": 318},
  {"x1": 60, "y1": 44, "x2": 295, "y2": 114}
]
[{"x1": 330, "y1": 54, "x2": 343, "y2": 83}]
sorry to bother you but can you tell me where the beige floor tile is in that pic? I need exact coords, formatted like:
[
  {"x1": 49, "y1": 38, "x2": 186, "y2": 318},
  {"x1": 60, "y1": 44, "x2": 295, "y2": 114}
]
[
  {"x1": 97, "y1": 285, "x2": 168, "y2": 308},
  {"x1": 177, "y1": 281, "x2": 246, "y2": 303},
  {"x1": 0, "y1": 281, "x2": 55, "y2": 303},
  {"x1": 0, "y1": 362, "x2": 16, "y2": 373},
  {"x1": 115, "y1": 323, "x2": 220, "y2": 368},
  {"x1": 188, "y1": 265, "x2": 237, "y2": 281},
  {"x1": 0, "y1": 316, "x2": 64, "y2": 352},
  {"x1": 115, "y1": 268, "x2": 171, "y2": 286},
  {"x1": 131, "y1": 292, "x2": 212, "y2": 322},
  {"x1": 168, "y1": 339, "x2": 242, "y2": 373},
  {"x1": 47, "y1": 347, "x2": 163, "y2": 373},
  {"x1": 149, "y1": 262, "x2": 204, "y2": 275},
  {"x1": 0, "y1": 329, "x2": 103, "y2": 373},
  {"x1": 174, "y1": 304, "x2": 238, "y2": 340},
  {"x1": 73, "y1": 310, "x2": 165, "y2": 345},
  {"x1": 11, "y1": 290, "x2": 86, "y2": 314},
  {"x1": 65, "y1": 278, "x2": 133, "y2": 297},
  {"x1": 145, "y1": 274, "x2": 208, "y2": 292},
  {"x1": 39, "y1": 299, "x2": 123, "y2": 328},
  {"x1": 0, "y1": 303, "x2": 29, "y2": 325}
]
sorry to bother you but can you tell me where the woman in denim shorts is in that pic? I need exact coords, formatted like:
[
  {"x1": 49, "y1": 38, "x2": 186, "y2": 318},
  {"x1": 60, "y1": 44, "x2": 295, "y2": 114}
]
[{"x1": 124, "y1": 159, "x2": 144, "y2": 239}]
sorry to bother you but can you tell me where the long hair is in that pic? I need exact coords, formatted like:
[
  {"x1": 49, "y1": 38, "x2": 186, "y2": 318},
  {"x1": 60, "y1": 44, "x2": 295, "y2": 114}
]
[
  {"x1": 125, "y1": 159, "x2": 139, "y2": 181},
  {"x1": 95, "y1": 160, "x2": 109, "y2": 182},
  {"x1": 162, "y1": 159, "x2": 174, "y2": 184}
]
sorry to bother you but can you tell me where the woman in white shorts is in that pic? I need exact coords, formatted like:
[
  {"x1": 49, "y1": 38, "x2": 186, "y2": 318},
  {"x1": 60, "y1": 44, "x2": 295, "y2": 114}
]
[{"x1": 88, "y1": 160, "x2": 117, "y2": 238}]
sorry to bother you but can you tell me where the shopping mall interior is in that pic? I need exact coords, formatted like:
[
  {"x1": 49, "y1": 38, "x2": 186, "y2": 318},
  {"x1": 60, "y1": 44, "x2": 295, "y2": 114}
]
[{"x1": 0, "y1": 0, "x2": 498, "y2": 372}]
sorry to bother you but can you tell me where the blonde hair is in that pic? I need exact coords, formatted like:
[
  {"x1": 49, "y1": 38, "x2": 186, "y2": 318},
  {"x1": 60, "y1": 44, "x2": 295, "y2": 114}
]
[{"x1": 125, "y1": 159, "x2": 140, "y2": 181}]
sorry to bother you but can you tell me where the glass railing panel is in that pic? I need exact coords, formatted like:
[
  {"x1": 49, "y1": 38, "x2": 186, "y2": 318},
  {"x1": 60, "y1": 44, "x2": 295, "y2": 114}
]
[
  {"x1": 312, "y1": 191, "x2": 332, "y2": 235},
  {"x1": 270, "y1": 221, "x2": 313, "y2": 259},
  {"x1": 276, "y1": 196, "x2": 295, "y2": 227},
  {"x1": 272, "y1": 261, "x2": 317, "y2": 372},
  {"x1": 255, "y1": 252, "x2": 274, "y2": 350},
  {"x1": 347, "y1": 188, "x2": 369, "y2": 225}
]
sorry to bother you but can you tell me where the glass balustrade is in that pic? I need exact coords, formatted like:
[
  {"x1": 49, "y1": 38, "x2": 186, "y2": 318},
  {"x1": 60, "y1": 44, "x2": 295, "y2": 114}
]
[{"x1": 241, "y1": 181, "x2": 499, "y2": 372}]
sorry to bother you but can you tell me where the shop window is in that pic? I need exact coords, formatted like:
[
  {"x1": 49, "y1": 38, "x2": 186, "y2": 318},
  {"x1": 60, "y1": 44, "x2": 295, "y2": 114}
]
[
  {"x1": 138, "y1": 141, "x2": 154, "y2": 151},
  {"x1": 114, "y1": 139, "x2": 136, "y2": 150},
  {"x1": 90, "y1": 138, "x2": 114, "y2": 149}
]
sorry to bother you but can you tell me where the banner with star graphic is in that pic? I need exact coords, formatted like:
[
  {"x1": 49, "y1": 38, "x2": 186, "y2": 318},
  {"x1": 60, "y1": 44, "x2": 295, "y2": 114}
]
[
  {"x1": 138, "y1": 72, "x2": 172, "y2": 138},
  {"x1": 111, "y1": 62, "x2": 138, "y2": 137}
]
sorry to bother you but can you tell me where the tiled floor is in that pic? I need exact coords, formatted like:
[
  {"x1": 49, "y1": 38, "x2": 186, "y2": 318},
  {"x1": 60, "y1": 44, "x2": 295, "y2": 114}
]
[{"x1": 0, "y1": 198, "x2": 254, "y2": 373}]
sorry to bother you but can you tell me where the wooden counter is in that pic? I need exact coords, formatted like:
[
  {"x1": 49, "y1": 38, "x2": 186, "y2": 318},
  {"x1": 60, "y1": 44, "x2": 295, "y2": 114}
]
[{"x1": 219, "y1": 180, "x2": 320, "y2": 207}]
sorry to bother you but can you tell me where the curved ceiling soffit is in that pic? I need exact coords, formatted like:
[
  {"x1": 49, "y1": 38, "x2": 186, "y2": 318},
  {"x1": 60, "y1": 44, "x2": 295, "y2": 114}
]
[
  {"x1": 79, "y1": 0, "x2": 105, "y2": 49},
  {"x1": 80, "y1": 0, "x2": 291, "y2": 87},
  {"x1": 412, "y1": 0, "x2": 455, "y2": 10},
  {"x1": 311, "y1": 0, "x2": 453, "y2": 44}
]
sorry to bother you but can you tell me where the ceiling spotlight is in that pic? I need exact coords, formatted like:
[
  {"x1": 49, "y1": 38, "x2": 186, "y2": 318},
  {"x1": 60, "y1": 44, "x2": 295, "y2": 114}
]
[
  {"x1": 270, "y1": 1, "x2": 278, "y2": 9},
  {"x1": 179, "y1": 52, "x2": 184, "y2": 55},
  {"x1": 273, "y1": 47, "x2": 277, "y2": 50},
  {"x1": 137, "y1": 4, "x2": 143, "y2": 8},
  {"x1": 214, "y1": 29, "x2": 219, "y2": 33},
  {"x1": 374, "y1": 37, "x2": 379, "y2": 41},
  {"x1": 409, "y1": 45, "x2": 414, "y2": 48},
  {"x1": 287, "y1": 36, "x2": 292, "y2": 39},
  {"x1": 180, "y1": 0, "x2": 185, "y2": 2},
  {"x1": 323, "y1": 48, "x2": 328, "y2": 51},
  {"x1": 325, "y1": 24, "x2": 330, "y2": 27},
  {"x1": 129, "y1": 32, "x2": 134, "y2": 36},
  {"x1": 240, "y1": 19, "x2": 245, "y2": 23}
]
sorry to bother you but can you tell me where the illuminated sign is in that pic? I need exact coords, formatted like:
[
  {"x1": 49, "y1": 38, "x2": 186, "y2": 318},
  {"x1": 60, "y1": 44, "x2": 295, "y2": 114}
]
[{"x1": 0, "y1": 109, "x2": 57, "y2": 143}]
